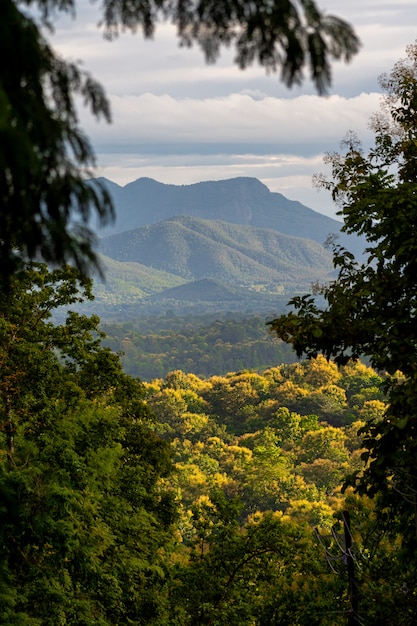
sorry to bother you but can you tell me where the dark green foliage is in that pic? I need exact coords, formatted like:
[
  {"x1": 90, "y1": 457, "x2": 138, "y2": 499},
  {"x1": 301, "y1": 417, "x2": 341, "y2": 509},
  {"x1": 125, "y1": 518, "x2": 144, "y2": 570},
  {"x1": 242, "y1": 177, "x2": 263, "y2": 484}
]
[
  {"x1": 103, "y1": 315, "x2": 299, "y2": 379},
  {"x1": 0, "y1": 0, "x2": 112, "y2": 279},
  {"x1": 268, "y1": 43, "x2": 417, "y2": 553},
  {"x1": 0, "y1": 267, "x2": 409, "y2": 622},
  {"x1": 0, "y1": 263, "x2": 177, "y2": 625},
  {"x1": 170, "y1": 491, "x2": 346, "y2": 625}
]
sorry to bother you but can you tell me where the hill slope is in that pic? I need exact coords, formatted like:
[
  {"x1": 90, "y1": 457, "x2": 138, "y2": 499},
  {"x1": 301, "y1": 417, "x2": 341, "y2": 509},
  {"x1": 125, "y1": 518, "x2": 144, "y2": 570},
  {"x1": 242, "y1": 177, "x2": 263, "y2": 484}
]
[
  {"x1": 100, "y1": 215, "x2": 333, "y2": 289},
  {"x1": 78, "y1": 176, "x2": 363, "y2": 320},
  {"x1": 92, "y1": 176, "x2": 344, "y2": 244},
  {"x1": 93, "y1": 255, "x2": 186, "y2": 303}
]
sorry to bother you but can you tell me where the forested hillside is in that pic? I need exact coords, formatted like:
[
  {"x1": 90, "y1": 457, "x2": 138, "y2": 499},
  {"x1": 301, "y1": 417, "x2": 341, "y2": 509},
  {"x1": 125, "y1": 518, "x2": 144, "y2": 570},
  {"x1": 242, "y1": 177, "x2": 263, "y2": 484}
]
[
  {"x1": 8, "y1": 1, "x2": 417, "y2": 624},
  {"x1": 93, "y1": 177, "x2": 343, "y2": 243},
  {"x1": 1, "y1": 263, "x2": 414, "y2": 625},
  {"x1": 138, "y1": 357, "x2": 411, "y2": 624},
  {"x1": 71, "y1": 177, "x2": 365, "y2": 321},
  {"x1": 94, "y1": 215, "x2": 335, "y2": 318},
  {"x1": 100, "y1": 216, "x2": 333, "y2": 286},
  {"x1": 102, "y1": 315, "x2": 299, "y2": 379}
]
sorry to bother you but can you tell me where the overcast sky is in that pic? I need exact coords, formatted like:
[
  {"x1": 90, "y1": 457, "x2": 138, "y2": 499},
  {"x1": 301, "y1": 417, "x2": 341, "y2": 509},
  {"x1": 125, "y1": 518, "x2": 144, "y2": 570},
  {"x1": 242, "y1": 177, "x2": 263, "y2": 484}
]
[{"x1": 47, "y1": 1, "x2": 416, "y2": 218}]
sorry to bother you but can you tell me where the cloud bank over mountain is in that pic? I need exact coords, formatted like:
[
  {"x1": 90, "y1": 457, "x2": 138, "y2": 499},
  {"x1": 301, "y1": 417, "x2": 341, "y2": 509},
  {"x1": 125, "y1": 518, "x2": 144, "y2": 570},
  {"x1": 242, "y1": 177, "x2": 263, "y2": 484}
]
[{"x1": 50, "y1": 1, "x2": 416, "y2": 217}]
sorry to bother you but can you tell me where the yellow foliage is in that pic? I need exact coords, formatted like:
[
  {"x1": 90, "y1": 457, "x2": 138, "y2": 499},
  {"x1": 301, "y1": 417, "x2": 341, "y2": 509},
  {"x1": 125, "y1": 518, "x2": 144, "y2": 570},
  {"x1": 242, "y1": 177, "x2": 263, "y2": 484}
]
[
  {"x1": 359, "y1": 399, "x2": 387, "y2": 422},
  {"x1": 304, "y1": 355, "x2": 341, "y2": 387},
  {"x1": 273, "y1": 380, "x2": 309, "y2": 404}
]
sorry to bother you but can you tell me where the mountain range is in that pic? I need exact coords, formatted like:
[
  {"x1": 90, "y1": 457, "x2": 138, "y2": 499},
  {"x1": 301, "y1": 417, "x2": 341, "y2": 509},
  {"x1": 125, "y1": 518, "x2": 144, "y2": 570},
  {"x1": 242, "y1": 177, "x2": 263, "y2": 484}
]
[
  {"x1": 81, "y1": 176, "x2": 363, "y2": 320},
  {"x1": 93, "y1": 176, "x2": 348, "y2": 243}
]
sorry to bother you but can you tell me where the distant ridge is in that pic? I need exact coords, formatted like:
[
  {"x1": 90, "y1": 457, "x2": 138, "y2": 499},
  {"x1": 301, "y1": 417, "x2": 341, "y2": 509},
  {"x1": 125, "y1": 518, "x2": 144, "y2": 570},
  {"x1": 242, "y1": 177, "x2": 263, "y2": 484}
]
[
  {"x1": 79, "y1": 176, "x2": 365, "y2": 320},
  {"x1": 93, "y1": 176, "x2": 345, "y2": 246},
  {"x1": 100, "y1": 215, "x2": 333, "y2": 289},
  {"x1": 149, "y1": 278, "x2": 245, "y2": 302}
]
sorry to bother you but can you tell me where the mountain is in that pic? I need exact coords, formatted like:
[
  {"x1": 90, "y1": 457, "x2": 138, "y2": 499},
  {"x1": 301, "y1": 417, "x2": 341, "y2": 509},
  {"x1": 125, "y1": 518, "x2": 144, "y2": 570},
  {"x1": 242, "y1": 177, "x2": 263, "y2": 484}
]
[
  {"x1": 81, "y1": 279, "x2": 292, "y2": 321},
  {"x1": 73, "y1": 176, "x2": 365, "y2": 321},
  {"x1": 93, "y1": 255, "x2": 186, "y2": 302},
  {"x1": 92, "y1": 176, "x2": 351, "y2": 245},
  {"x1": 99, "y1": 215, "x2": 333, "y2": 289}
]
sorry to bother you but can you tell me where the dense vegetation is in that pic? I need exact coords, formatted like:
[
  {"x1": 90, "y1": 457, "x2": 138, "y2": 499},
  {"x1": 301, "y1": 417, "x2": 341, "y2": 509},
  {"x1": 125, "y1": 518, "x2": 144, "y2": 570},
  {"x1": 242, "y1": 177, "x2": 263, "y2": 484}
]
[
  {"x1": 100, "y1": 215, "x2": 334, "y2": 289},
  {"x1": 79, "y1": 179, "x2": 365, "y2": 320},
  {"x1": 0, "y1": 264, "x2": 177, "y2": 624},
  {"x1": 133, "y1": 356, "x2": 417, "y2": 625},
  {"x1": 2, "y1": 262, "x2": 416, "y2": 625},
  {"x1": 144, "y1": 356, "x2": 385, "y2": 507},
  {"x1": 4, "y1": 6, "x2": 417, "y2": 621},
  {"x1": 102, "y1": 315, "x2": 299, "y2": 379},
  {"x1": 270, "y1": 42, "x2": 417, "y2": 565}
]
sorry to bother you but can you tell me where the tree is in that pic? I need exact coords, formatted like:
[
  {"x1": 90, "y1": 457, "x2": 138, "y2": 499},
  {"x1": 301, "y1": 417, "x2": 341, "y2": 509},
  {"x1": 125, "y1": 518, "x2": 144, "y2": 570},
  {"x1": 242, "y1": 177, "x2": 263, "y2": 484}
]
[
  {"x1": 239, "y1": 427, "x2": 316, "y2": 514},
  {"x1": 171, "y1": 491, "x2": 347, "y2": 626},
  {"x1": 337, "y1": 491, "x2": 417, "y2": 626},
  {"x1": 100, "y1": 0, "x2": 359, "y2": 94},
  {"x1": 1, "y1": 1, "x2": 359, "y2": 279},
  {"x1": 268, "y1": 42, "x2": 417, "y2": 552},
  {"x1": 0, "y1": 263, "x2": 177, "y2": 624},
  {"x1": 0, "y1": 0, "x2": 113, "y2": 279}
]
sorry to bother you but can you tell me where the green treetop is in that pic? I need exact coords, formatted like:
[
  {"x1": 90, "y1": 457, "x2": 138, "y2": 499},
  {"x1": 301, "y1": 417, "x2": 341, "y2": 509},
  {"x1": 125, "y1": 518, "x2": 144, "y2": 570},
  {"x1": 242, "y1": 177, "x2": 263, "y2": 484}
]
[
  {"x1": 268, "y1": 42, "x2": 417, "y2": 552},
  {"x1": 0, "y1": 263, "x2": 177, "y2": 624}
]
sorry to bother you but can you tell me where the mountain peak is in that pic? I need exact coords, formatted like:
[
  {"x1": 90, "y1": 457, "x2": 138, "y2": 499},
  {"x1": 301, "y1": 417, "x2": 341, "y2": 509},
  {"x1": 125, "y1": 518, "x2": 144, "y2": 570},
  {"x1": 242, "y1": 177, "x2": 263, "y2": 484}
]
[{"x1": 93, "y1": 176, "x2": 341, "y2": 242}]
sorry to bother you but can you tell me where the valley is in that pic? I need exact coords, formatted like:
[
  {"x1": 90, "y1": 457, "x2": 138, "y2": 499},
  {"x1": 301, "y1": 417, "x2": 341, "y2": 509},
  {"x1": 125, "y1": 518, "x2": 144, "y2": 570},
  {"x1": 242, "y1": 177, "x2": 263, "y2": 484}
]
[{"x1": 82, "y1": 176, "x2": 363, "y2": 320}]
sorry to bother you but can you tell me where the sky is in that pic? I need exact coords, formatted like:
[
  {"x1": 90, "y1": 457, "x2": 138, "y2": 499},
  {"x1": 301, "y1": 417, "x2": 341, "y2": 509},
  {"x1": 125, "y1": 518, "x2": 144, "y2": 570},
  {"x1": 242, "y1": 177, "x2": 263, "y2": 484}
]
[{"x1": 46, "y1": 1, "x2": 417, "y2": 218}]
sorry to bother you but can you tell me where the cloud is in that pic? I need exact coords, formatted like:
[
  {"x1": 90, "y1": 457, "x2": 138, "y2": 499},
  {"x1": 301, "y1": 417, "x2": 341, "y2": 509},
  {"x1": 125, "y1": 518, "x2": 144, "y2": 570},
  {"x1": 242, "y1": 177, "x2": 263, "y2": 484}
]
[
  {"x1": 51, "y1": 1, "x2": 417, "y2": 100},
  {"x1": 82, "y1": 91, "x2": 381, "y2": 151},
  {"x1": 91, "y1": 151, "x2": 335, "y2": 218},
  {"x1": 81, "y1": 89, "x2": 381, "y2": 219},
  {"x1": 48, "y1": 0, "x2": 416, "y2": 217}
]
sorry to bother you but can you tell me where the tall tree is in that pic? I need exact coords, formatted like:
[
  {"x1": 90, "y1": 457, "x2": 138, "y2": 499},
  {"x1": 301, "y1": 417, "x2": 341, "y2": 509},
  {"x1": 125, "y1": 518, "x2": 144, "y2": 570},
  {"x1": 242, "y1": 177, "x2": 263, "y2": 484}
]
[
  {"x1": 0, "y1": 263, "x2": 177, "y2": 624},
  {"x1": 268, "y1": 42, "x2": 417, "y2": 552},
  {"x1": 0, "y1": 0, "x2": 113, "y2": 279},
  {"x1": 171, "y1": 490, "x2": 347, "y2": 625},
  {"x1": 1, "y1": 0, "x2": 359, "y2": 278}
]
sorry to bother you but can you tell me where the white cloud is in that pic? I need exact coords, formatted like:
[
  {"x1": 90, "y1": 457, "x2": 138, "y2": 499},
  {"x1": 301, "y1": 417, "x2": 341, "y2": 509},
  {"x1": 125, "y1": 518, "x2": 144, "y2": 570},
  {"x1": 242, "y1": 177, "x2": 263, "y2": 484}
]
[
  {"x1": 81, "y1": 88, "x2": 381, "y2": 219},
  {"x1": 50, "y1": 1, "x2": 417, "y2": 100},
  {"x1": 82, "y1": 91, "x2": 380, "y2": 148},
  {"x1": 46, "y1": 0, "x2": 417, "y2": 217},
  {"x1": 92, "y1": 151, "x2": 336, "y2": 218}
]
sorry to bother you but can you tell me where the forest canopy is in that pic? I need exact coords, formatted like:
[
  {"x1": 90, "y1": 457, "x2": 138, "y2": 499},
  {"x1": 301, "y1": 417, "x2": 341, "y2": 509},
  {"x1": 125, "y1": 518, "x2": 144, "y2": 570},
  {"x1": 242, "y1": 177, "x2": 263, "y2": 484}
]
[
  {"x1": 1, "y1": 262, "x2": 416, "y2": 624},
  {"x1": 269, "y1": 42, "x2": 417, "y2": 559},
  {"x1": 0, "y1": 263, "x2": 177, "y2": 623}
]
